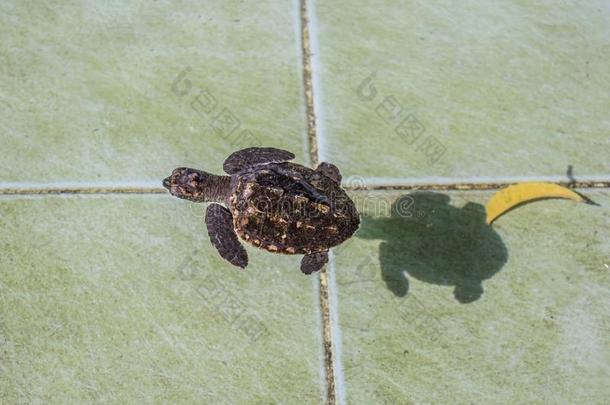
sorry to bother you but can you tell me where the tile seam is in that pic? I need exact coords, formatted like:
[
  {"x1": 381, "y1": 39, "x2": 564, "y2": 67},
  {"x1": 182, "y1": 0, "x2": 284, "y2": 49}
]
[
  {"x1": 0, "y1": 181, "x2": 608, "y2": 196},
  {"x1": 344, "y1": 180, "x2": 610, "y2": 191},
  {"x1": 299, "y1": 1, "x2": 336, "y2": 404}
]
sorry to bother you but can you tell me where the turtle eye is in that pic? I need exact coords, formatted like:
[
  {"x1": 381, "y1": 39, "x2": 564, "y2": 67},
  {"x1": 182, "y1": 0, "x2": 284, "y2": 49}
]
[{"x1": 180, "y1": 169, "x2": 204, "y2": 185}]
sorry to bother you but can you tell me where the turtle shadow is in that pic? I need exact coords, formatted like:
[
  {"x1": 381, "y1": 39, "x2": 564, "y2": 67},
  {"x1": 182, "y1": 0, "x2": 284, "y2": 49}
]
[{"x1": 357, "y1": 192, "x2": 508, "y2": 303}]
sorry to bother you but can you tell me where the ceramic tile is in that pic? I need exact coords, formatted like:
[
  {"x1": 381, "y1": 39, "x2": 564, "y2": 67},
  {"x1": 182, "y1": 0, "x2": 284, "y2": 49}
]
[
  {"x1": 0, "y1": 195, "x2": 324, "y2": 403},
  {"x1": 313, "y1": 1, "x2": 610, "y2": 181},
  {"x1": 0, "y1": 0, "x2": 307, "y2": 184},
  {"x1": 332, "y1": 189, "x2": 609, "y2": 403}
]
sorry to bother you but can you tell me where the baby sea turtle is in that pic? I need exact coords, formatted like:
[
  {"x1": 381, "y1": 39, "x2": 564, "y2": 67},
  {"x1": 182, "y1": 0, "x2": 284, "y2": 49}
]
[{"x1": 163, "y1": 147, "x2": 359, "y2": 274}]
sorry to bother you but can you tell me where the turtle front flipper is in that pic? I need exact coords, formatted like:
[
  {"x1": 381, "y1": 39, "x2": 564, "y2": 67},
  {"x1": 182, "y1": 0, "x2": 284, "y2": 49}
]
[
  {"x1": 316, "y1": 162, "x2": 342, "y2": 184},
  {"x1": 205, "y1": 203, "x2": 248, "y2": 268},
  {"x1": 223, "y1": 147, "x2": 295, "y2": 174},
  {"x1": 300, "y1": 251, "x2": 329, "y2": 274}
]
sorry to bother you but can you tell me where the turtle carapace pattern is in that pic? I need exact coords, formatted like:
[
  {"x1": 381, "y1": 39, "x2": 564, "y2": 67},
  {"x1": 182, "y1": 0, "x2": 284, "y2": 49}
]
[{"x1": 163, "y1": 147, "x2": 360, "y2": 274}]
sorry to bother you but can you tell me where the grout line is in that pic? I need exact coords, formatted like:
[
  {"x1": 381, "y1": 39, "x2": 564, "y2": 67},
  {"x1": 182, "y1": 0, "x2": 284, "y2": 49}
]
[
  {"x1": 0, "y1": 187, "x2": 167, "y2": 195},
  {"x1": 344, "y1": 180, "x2": 610, "y2": 191},
  {"x1": 343, "y1": 175, "x2": 610, "y2": 187},
  {"x1": 0, "y1": 181, "x2": 608, "y2": 196},
  {"x1": 327, "y1": 251, "x2": 346, "y2": 405},
  {"x1": 300, "y1": 0, "x2": 320, "y2": 168},
  {"x1": 299, "y1": 1, "x2": 336, "y2": 404}
]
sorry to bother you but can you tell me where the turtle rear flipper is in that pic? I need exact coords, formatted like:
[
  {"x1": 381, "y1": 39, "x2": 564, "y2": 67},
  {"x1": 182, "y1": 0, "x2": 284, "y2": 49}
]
[
  {"x1": 223, "y1": 147, "x2": 295, "y2": 174},
  {"x1": 316, "y1": 162, "x2": 342, "y2": 184},
  {"x1": 300, "y1": 251, "x2": 328, "y2": 274},
  {"x1": 205, "y1": 203, "x2": 248, "y2": 268}
]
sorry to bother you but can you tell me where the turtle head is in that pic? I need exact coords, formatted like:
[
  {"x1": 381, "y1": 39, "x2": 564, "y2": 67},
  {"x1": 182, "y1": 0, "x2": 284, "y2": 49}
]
[{"x1": 164, "y1": 167, "x2": 230, "y2": 203}]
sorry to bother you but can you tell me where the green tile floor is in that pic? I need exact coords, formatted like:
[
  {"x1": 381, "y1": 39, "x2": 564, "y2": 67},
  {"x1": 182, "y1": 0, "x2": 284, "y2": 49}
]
[
  {"x1": 0, "y1": 196, "x2": 323, "y2": 403},
  {"x1": 0, "y1": 0, "x2": 308, "y2": 184},
  {"x1": 1, "y1": 1, "x2": 609, "y2": 404},
  {"x1": 332, "y1": 190, "x2": 609, "y2": 404},
  {"x1": 313, "y1": 0, "x2": 610, "y2": 182}
]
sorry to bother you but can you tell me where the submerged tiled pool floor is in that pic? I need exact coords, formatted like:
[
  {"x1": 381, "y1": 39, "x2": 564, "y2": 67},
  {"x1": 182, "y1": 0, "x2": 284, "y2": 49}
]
[{"x1": 1, "y1": 1, "x2": 609, "y2": 404}]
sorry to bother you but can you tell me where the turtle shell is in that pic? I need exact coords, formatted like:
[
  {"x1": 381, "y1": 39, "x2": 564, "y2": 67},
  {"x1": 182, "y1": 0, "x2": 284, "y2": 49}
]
[{"x1": 229, "y1": 162, "x2": 359, "y2": 254}]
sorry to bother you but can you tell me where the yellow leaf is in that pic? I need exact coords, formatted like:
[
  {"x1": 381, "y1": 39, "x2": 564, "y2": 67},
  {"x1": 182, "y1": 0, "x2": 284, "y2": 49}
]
[{"x1": 486, "y1": 182, "x2": 587, "y2": 225}]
